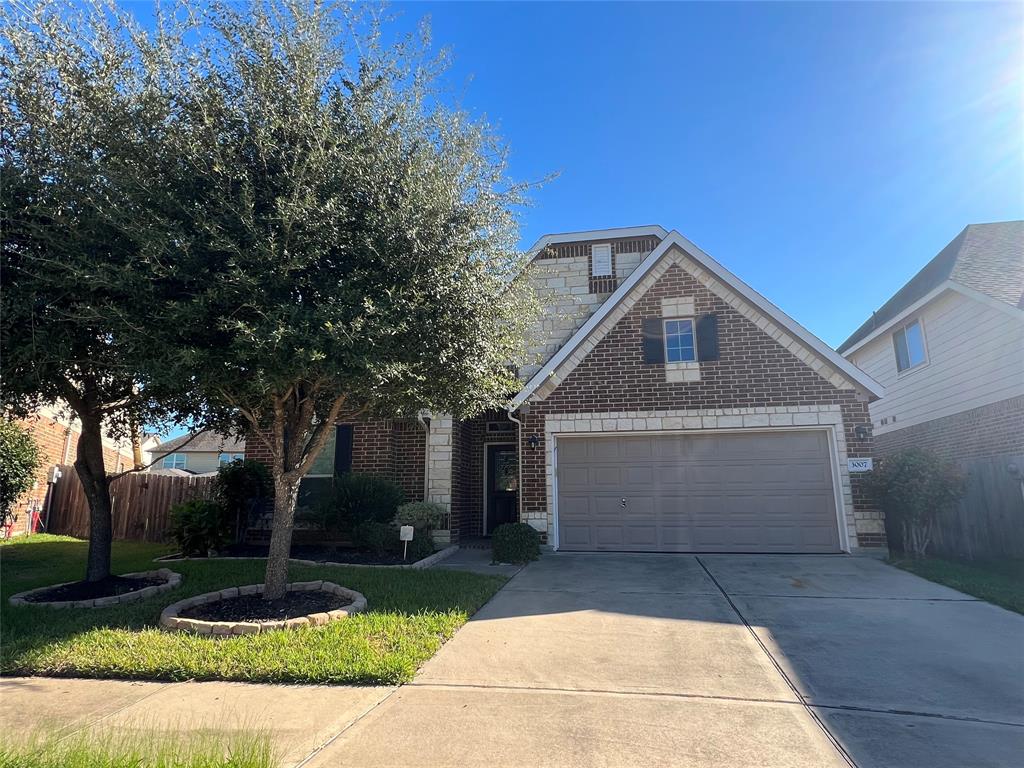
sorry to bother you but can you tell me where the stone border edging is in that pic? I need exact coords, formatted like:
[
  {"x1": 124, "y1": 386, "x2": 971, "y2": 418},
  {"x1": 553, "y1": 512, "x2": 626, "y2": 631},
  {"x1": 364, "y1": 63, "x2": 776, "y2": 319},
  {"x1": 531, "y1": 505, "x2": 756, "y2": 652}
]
[
  {"x1": 154, "y1": 544, "x2": 460, "y2": 570},
  {"x1": 159, "y1": 581, "x2": 366, "y2": 635},
  {"x1": 8, "y1": 569, "x2": 182, "y2": 609}
]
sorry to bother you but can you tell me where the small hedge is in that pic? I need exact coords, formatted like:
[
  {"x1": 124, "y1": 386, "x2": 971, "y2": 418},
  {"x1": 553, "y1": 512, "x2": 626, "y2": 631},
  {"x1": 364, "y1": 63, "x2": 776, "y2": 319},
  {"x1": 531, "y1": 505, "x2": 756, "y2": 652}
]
[
  {"x1": 404, "y1": 531, "x2": 435, "y2": 562},
  {"x1": 352, "y1": 520, "x2": 397, "y2": 557},
  {"x1": 492, "y1": 522, "x2": 541, "y2": 564},
  {"x1": 168, "y1": 499, "x2": 232, "y2": 556},
  {"x1": 397, "y1": 501, "x2": 446, "y2": 531}
]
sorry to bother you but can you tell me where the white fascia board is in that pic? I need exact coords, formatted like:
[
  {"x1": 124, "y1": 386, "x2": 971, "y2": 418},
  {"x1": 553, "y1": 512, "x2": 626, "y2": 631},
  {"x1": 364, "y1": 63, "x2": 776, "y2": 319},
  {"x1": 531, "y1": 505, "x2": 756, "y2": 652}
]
[
  {"x1": 525, "y1": 225, "x2": 668, "y2": 258},
  {"x1": 511, "y1": 230, "x2": 884, "y2": 410},
  {"x1": 841, "y1": 282, "x2": 955, "y2": 357}
]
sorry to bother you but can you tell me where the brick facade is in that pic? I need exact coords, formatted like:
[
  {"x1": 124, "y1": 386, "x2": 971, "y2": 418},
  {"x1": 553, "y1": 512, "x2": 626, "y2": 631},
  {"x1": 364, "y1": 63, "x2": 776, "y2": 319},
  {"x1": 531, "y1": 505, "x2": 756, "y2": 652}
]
[
  {"x1": 514, "y1": 255, "x2": 882, "y2": 550},
  {"x1": 246, "y1": 417, "x2": 427, "y2": 507},
  {"x1": 874, "y1": 395, "x2": 1024, "y2": 463}
]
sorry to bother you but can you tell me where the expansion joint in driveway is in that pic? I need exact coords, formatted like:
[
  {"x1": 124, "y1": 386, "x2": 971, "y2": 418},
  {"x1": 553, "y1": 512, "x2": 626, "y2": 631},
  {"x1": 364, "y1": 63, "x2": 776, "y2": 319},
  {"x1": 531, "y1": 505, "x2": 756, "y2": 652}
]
[{"x1": 695, "y1": 556, "x2": 859, "y2": 768}]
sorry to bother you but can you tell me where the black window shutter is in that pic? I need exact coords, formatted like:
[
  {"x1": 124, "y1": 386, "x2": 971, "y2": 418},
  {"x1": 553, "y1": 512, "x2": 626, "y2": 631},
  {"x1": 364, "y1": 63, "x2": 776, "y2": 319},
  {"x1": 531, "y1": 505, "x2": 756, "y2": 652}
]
[
  {"x1": 696, "y1": 313, "x2": 720, "y2": 361},
  {"x1": 334, "y1": 425, "x2": 354, "y2": 475},
  {"x1": 641, "y1": 318, "x2": 665, "y2": 364}
]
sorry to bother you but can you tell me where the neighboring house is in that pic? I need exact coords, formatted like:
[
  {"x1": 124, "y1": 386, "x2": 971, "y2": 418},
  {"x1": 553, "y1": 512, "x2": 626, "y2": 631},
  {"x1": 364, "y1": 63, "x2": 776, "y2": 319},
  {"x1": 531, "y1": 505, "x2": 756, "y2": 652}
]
[
  {"x1": 9, "y1": 405, "x2": 138, "y2": 534},
  {"x1": 838, "y1": 221, "x2": 1024, "y2": 462},
  {"x1": 150, "y1": 431, "x2": 245, "y2": 475},
  {"x1": 250, "y1": 225, "x2": 887, "y2": 553}
]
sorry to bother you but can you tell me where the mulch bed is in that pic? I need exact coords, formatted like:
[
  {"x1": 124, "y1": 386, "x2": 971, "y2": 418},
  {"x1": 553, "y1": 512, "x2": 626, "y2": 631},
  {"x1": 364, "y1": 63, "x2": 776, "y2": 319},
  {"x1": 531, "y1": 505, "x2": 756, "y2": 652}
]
[
  {"x1": 179, "y1": 591, "x2": 353, "y2": 623},
  {"x1": 173, "y1": 543, "x2": 419, "y2": 566},
  {"x1": 21, "y1": 575, "x2": 167, "y2": 603}
]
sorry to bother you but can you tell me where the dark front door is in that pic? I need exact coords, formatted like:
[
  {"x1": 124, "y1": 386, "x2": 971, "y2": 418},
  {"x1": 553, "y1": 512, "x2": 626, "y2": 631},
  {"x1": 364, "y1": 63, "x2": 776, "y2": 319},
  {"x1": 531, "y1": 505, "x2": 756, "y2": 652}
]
[{"x1": 485, "y1": 443, "x2": 518, "y2": 535}]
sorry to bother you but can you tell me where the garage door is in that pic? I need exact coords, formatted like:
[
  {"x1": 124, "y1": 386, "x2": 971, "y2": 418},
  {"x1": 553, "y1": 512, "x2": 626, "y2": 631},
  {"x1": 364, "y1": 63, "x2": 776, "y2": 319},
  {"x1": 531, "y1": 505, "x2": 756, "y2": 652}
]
[{"x1": 556, "y1": 430, "x2": 841, "y2": 553}]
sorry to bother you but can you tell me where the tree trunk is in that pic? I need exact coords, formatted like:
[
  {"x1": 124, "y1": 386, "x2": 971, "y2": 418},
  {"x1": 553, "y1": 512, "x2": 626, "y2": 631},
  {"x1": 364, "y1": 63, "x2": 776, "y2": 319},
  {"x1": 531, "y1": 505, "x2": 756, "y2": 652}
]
[
  {"x1": 74, "y1": 412, "x2": 114, "y2": 582},
  {"x1": 263, "y1": 472, "x2": 300, "y2": 600}
]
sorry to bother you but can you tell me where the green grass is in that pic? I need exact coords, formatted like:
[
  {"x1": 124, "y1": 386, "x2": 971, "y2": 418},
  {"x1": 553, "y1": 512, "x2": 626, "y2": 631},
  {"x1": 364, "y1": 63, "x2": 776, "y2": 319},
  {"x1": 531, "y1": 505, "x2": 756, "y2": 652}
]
[
  {"x1": 0, "y1": 534, "x2": 506, "y2": 684},
  {"x1": 0, "y1": 727, "x2": 276, "y2": 768},
  {"x1": 891, "y1": 556, "x2": 1024, "y2": 615}
]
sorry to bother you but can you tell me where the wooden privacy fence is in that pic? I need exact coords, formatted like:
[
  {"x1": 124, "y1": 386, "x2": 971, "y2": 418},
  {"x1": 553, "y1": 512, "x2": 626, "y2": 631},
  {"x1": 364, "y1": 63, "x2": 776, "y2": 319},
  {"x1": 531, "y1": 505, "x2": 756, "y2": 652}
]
[
  {"x1": 46, "y1": 466, "x2": 216, "y2": 543},
  {"x1": 887, "y1": 453, "x2": 1024, "y2": 560}
]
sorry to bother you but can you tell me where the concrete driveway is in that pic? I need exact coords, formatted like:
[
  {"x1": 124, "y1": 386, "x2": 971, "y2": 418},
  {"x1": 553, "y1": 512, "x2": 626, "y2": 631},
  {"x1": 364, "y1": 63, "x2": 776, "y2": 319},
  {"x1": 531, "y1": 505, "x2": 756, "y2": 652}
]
[{"x1": 311, "y1": 553, "x2": 1024, "y2": 768}]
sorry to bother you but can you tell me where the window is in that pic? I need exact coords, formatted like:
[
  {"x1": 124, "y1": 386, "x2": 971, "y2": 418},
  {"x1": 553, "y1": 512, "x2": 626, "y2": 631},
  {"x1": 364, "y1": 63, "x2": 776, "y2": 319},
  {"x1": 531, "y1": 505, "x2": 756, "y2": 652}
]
[
  {"x1": 664, "y1": 318, "x2": 697, "y2": 362},
  {"x1": 218, "y1": 452, "x2": 244, "y2": 466},
  {"x1": 892, "y1": 319, "x2": 927, "y2": 372},
  {"x1": 162, "y1": 453, "x2": 186, "y2": 470}
]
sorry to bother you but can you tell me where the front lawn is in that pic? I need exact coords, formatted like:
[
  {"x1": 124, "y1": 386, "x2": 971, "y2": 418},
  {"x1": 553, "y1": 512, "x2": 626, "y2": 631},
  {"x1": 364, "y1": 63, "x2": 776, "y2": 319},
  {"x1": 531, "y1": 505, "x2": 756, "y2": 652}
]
[
  {"x1": 891, "y1": 556, "x2": 1024, "y2": 615},
  {"x1": 0, "y1": 535, "x2": 506, "y2": 684}
]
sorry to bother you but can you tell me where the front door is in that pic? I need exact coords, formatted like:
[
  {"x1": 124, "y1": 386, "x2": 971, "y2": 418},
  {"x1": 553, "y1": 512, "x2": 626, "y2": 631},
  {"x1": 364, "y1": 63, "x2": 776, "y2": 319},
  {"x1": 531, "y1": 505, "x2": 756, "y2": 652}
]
[{"x1": 485, "y1": 443, "x2": 518, "y2": 535}]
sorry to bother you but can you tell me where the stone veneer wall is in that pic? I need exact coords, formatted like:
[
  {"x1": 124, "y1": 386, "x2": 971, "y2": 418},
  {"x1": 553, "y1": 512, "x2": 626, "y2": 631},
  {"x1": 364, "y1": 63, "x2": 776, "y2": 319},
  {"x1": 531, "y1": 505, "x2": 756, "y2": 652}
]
[
  {"x1": 515, "y1": 254, "x2": 882, "y2": 550},
  {"x1": 874, "y1": 395, "x2": 1024, "y2": 463},
  {"x1": 521, "y1": 236, "x2": 660, "y2": 380}
]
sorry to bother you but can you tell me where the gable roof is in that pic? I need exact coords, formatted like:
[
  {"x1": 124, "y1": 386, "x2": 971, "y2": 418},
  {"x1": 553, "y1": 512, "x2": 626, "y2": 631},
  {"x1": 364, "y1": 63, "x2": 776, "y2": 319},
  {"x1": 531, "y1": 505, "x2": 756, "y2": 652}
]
[
  {"x1": 156, "y1": 430, "x2": 244, "y2": 454},
  {"x1": 838, "y1": 221, "x2": 1024, "y2": 354},
  {"x1": 511, "y1": 230, "x2": 884, "y2": 409}
]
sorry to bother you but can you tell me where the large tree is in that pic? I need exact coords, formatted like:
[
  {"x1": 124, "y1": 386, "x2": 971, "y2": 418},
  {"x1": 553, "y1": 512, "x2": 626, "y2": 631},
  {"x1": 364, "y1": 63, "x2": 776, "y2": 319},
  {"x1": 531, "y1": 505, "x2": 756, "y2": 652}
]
[
  {"x1": 157, "y1": 1, "x2": 537, "y2": 599},
  {"x1": 0, "y1": 2, "x2": 186, "y2": 580}
]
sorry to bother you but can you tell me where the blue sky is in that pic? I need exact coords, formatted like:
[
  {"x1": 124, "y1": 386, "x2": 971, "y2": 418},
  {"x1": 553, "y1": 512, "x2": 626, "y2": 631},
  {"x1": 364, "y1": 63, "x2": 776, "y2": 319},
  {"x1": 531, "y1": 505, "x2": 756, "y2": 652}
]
[{"x1": 381, "y1": 1, "x2": 1021, "y2": 347}]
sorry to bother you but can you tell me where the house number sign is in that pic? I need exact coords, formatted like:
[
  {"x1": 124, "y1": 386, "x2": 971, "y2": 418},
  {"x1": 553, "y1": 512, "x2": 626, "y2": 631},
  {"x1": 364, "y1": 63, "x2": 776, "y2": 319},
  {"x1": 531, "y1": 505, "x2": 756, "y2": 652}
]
[{"x1": 847, "y1": 458, "x2": 873, "y2": 473}]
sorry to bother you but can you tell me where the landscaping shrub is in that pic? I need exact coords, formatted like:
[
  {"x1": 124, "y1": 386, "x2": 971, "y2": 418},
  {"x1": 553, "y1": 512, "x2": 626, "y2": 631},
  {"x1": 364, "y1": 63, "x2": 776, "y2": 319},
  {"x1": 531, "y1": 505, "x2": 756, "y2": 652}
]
[
  {"x1": 492, "y1": 522, "x2": 541, "y2": 564},
  {"x1": 0, "y1": 419, "x2": 41, "y2": 519},
  {"x1": 397, "y1": 501, "x2": 446, "y2": 531},
  {"x1": 319, "y1": 474, "x2": 405, "y2": 535},
  {"x1": 352, "y1": 520, "x2": 398, "y2": 557},
  {"x1": 168, "y1": 499, "x2": 232, "y2": 556},
  {"x1": 404, "y1": 530, "x2": 436, "y2": 562},
  {"x1": 214, "y1": 459, "x2": 272, "y2": 543},
  {"x1": 868, "y1": 448, "x2": 965, "y2": 558}
]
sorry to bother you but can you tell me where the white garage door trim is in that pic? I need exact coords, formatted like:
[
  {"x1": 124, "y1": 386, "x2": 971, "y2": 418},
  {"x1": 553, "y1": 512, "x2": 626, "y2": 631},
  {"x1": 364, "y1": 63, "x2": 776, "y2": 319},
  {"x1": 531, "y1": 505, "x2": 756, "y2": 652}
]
[{"x1": 550, "y1": 425, "x2": 851, "y2": 553}]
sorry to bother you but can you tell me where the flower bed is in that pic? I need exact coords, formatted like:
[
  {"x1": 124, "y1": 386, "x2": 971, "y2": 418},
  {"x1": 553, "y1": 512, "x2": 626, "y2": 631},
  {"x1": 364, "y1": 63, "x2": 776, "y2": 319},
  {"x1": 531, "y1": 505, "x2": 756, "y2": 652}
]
[
  {"x1": 159, "y1": 580, "x2": 366, "y2": 635},
  {"x1": 8, "y1": 568, "x2": 181, "y2": 608}
]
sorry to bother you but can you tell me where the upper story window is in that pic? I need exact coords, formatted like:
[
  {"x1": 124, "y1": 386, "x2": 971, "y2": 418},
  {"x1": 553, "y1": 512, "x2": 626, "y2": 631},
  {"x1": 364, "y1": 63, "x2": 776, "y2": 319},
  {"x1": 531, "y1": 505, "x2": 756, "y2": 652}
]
[
  {"x1": 591, "y1": 243, "x2": 612, "y2": 276},
  {"x1": 162, "y1": 453, "x2": 186, "y2": 470},
  {"x1": 218, "y1": 452, "x2": 244, "y2": 466},
  {"x1": 664, "y1": 318, "x2": 697, "y2": 362},
  {"x1": 892, "y1": 319, "x2": 927, "y2": 372}
]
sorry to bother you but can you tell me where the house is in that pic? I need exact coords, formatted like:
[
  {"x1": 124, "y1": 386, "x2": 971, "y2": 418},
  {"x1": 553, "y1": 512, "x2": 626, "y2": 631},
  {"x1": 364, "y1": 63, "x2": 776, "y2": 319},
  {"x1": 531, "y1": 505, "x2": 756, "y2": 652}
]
[
  {"x1": 249, "y1": 225, "x2": 887, "y2": 553},
  {"x1": 838, "y1": 221, "x2": 1024, "y2": 463},
  {"x1": 150, "y1": 430, "x2": 245, "y2": 475}
]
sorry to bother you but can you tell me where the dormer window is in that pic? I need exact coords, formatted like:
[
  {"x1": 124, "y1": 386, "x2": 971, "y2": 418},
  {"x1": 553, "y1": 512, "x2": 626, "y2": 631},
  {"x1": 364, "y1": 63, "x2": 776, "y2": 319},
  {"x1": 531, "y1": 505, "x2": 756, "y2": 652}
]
[{"x1": 893, "y1": 319, "x2": 926, "y2": 372}]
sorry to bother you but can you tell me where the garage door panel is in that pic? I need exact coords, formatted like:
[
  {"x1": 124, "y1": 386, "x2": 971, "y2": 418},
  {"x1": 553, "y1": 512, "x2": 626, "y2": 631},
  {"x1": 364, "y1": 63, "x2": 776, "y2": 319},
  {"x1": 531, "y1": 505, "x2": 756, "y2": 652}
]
[{"x1": 557, "y1": 430, "x2": 841, "y2": 553}]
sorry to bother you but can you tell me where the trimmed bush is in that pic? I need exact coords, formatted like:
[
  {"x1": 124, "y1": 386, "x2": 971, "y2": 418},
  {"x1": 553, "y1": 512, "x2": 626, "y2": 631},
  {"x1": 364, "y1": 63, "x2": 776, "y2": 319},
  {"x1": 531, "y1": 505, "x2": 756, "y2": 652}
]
[
  {"x1": 396, "y1": 501, "x2": 446, "y2": 531},
  {"x1": 492, "y1": 522, "x2": 541, "y2": 564},
  {"x1": 868, "y1": 448, "x2": 965, "y2": 558},
  {"x1": 404, "y1": 530, "x2": 436, "y2": 562},
  {"x1": 320, "y1": 474, "x2": 405, "y2": 534},
  {"x1": 352, "y1": 520, "x2": 398, "y2": 557},
  {"x1": 168, "y1": 499, "x2": 232, "y2": 556},
  {"x1": 0, "y1": 419, "x2": 41, "y2": 518}
]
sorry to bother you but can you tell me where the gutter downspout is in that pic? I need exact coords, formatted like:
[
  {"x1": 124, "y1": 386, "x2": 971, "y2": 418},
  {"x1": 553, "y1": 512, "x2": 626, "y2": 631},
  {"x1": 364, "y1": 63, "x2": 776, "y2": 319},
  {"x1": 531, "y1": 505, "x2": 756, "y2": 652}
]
[
  {"x1": 416, "y1": 410, "x2": 431, "y2": 503},
  {"x1": 506, "y1": 407, "x2": 525, "y2": 524}
]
